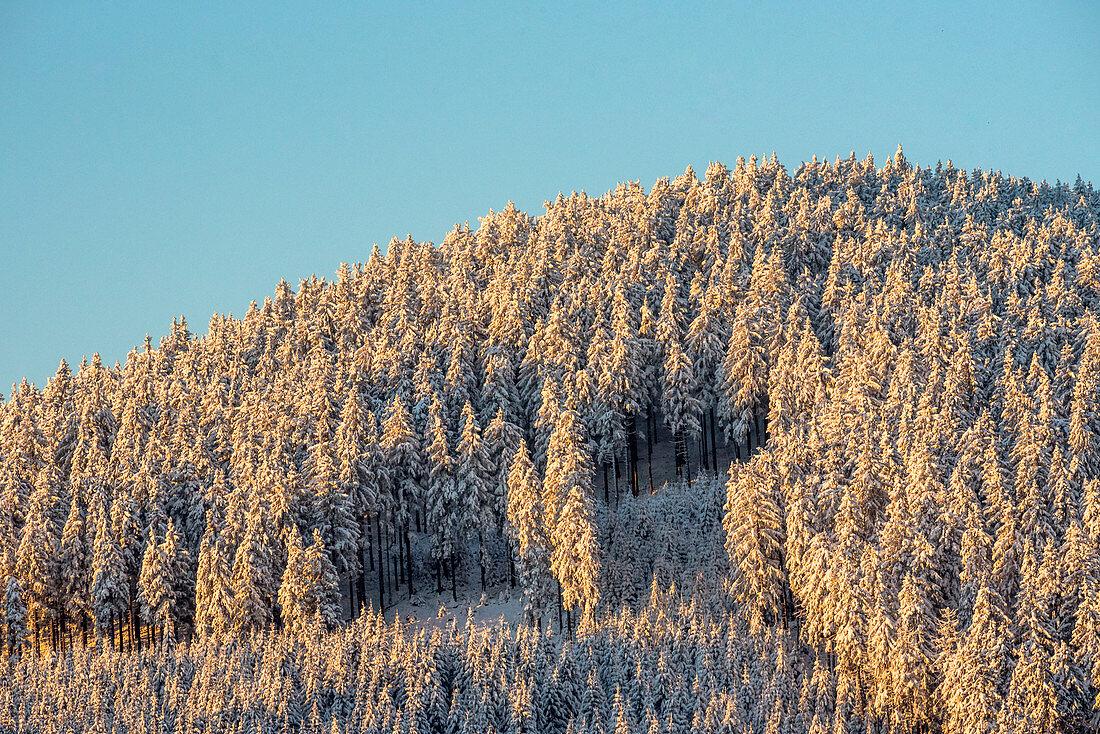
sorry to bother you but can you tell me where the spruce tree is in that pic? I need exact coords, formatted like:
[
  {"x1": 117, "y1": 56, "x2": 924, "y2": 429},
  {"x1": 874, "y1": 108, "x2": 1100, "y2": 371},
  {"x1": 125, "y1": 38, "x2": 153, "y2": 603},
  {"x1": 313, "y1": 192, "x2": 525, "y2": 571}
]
[
  {"x1": 229, "y1": 505, "x2": 275, "y2": 636},
  {"x1": 455, "y1": 401, "x2": 492, "y2": 590},
  {"x1": 545, "y1": 405, "x2": 600, "y2": 628},
  {"x1": 724, "y1": 455, "x2": 786, "y2": 634},
  {"x1": 89, "y1": 499, "x2": 127, "y2": 641},
  {"x1": 2, "y1": 576, "x2": 27, "y2": 657},
  {"x1": 506, "y1": 440, "x2": 552, "y2": 625}
]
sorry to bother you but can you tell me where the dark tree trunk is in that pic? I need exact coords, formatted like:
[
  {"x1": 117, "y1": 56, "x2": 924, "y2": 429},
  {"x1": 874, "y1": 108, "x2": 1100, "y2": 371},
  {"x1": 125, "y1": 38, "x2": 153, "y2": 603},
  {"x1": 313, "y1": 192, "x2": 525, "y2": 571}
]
[
  {"x1": 613, "y1": 456, "x2": 620, "y2": 507},
  {"x1": 405, "y1": 526, "x2": 414, "y2": 596},
  {"x1": 376, "y1": 517, "x2": 386, "y2": 612},
  {"x1": 646, "y1": 408, "x2": 655, "y2": 493},
  {"x1": 755, "y1": 404, "x2": 764, "y2": 448},
  {"x1": 627, "y1": 413, "x2": 639, "y2": 497},
  {"x1": 700, "y1": 414, "x2": 709, "y2": 472},
  {"x1": 710, "y1": 407, "x2": 719, "y2": 473},
  {"x1": 674, "y1": 430, "x2": 691, "y2": 478},
  {"x1": 357, "y1": 547, "x2": 367, "y2": 616},
  {"x1": 556, "y1": 581, "x2": 563, "y2": 635},
  {"x1": 393, "y1": 527, "x2": 402, "y2": 589},
  {"x1": 478, "y1": 533, "x2": 486, "y2": 592},
  {"x1": 450, "y1": 556, "x2": 457, "y2": 602},
  {"x1": 130, "y1": 588, "x2": 142, "y2": 653}
]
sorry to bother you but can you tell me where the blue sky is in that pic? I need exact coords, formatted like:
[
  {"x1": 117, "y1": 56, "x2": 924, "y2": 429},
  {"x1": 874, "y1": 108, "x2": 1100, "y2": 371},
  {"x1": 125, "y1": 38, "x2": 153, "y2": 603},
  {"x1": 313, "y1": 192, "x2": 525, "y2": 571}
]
[{"x1": 2, "y1": 1, "x2": 1098, "y2": 392}]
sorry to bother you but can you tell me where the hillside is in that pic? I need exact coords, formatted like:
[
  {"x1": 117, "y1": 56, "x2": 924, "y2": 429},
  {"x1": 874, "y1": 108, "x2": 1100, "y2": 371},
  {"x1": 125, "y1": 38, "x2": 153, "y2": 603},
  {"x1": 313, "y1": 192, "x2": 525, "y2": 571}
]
[{"x1": 2, "y1": 149, "x2": 1100, "y2": 732}]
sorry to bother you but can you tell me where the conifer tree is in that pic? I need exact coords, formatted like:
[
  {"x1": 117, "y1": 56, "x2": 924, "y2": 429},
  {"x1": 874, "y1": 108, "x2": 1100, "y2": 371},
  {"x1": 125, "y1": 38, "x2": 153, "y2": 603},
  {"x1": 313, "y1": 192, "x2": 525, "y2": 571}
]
[
  {"x1": 939, "y1": 584, "x2": 1010, "y2": 734},
  {"x1": 58, "y1": 490, "x2": 92, "y2": 642},
  {"x1": 381, "y1": 394, "x2": 420, "y2": 596},
  {"x1": 545, "y1": 405, "x2": 600, "y2": 628},
  {"x1": 484, "y1": 407, "x2": 522, "y2": 530},
  {"x1": 308, "y1": 436, "x2": 359, "y2": 595},
  {"x1": 230, "y1": 505, "x2": 275, "y2": 636},
  {"x1": 686, "y1": 282, "x2": 726, "y2": 469},
  {"x1": 336, "y1": 387, "x2": 377, "y2": 615},
  {"x1": 16, "y1": 465, "x2": 64, "y2": 649},
  {"x1": 718, "y1": 301, "x2": 766, "y2": 453},
  {"x1": 3, "y1": 576, "x2": 27, "y2": 657},
  {"x1": 138, "y1": 519, "x2": 189, "y2": 641},
  {"x1": 89, "y1": 499, "x2": 127, "y2": 641},
  {"x1": 456, "y1": 401, "x2": 493, "y2": 590},
  {"x1": 724, "y1": 455, "x2": 787, "y2": 634},
  {"x1": 506, "y1": 440, "x2": 552, "y2": 625},
  {"x1": 279, "y1": 528, "x2": 339, "y2": 635},
  {"x1": 662, "y1": 336, "x2": 701, "y2": 478},
  {"x1": 425, "y1": 394, "x2": 459, "y2": 597},
  {"x1": 193, "y1": 524, "x2": 232, "y2": 639}
]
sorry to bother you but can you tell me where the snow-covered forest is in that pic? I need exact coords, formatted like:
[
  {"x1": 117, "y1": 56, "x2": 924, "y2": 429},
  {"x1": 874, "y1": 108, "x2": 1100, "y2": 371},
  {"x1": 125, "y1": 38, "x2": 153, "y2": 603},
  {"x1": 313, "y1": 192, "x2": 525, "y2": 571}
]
[{"x1": 2, "y1": 149, "x2": 1100, "y2": 732}]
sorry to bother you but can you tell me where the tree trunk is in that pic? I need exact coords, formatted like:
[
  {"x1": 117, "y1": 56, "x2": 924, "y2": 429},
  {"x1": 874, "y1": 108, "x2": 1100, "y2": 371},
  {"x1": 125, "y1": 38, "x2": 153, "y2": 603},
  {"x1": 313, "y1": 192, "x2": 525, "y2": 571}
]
[
  {"x1": 131, "y1": 593, "x2": 141, "y2": 653},
  {"x1": 367, "y1": 520, "x2": 375, "y2": 571},
  {"x1": 685, "y1": 440, "x2": 692, "y2": 484},
  {"x1": 356, "y1": 518, "x2": 369, "y2": 616},
  {"x1": 478, "y1": 533, "x2": 486, "y2": 592},
  {"x1": 672, "y1": 430, "x2": 680, "y2": 476},
  {"x1": 405, "y1": 526, "x2": 414, "y2": 597},
  {"x1": 627, "y1": 413, "x2": 639, "y2": 497},
  {"x1": 556, "y1": 582, "x2": 563, "y2": 636},
  {"x1": 755, "y1": 404, "x2": 764, "y2": 448},
  {"x1": 700, "y1": 413, "x2": 709, "y2": 472},
  {"x1": 376, "y1": 517, "x2": 386, "y2": 612},
  {"x1": 710, "y1": 407, "x2": 718, "y2": 474},
  {"x1": 613, "y1": 456, "x2": 620, "y2": 508},
  {"x1": 392, "y1": 526, "x2": 401, "y2": 590},
  {"x1": 450, "y1": 556, "x2": 457, "y2": 602},
  {"x1": 357, "y1": 549, "x2": 367, "y2": 616},
  {"x1": 646, "y1": 408, "x2": 655, "y2": 493}
]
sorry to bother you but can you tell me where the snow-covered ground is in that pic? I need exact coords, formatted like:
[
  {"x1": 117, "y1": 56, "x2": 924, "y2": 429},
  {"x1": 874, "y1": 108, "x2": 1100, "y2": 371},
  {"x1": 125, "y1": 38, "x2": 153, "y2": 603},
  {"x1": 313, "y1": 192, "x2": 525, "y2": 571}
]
[
  {"x1": 340, "y1": 423, "x2": 745, "y2": 633},
  {"x1": 388, "y1": 584, "x2": 526, "y2": 632}
]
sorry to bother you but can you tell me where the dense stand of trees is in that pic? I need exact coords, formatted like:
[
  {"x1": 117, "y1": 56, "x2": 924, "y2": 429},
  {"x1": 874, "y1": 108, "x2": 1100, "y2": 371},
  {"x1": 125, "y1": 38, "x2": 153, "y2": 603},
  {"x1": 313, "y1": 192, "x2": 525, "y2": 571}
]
[
  {"x1": 3, "y1": 148, "x2": 1100, "y2": 731},
  {"x1": 0, "y1": 480, "x2": 734, "y2": 734}
]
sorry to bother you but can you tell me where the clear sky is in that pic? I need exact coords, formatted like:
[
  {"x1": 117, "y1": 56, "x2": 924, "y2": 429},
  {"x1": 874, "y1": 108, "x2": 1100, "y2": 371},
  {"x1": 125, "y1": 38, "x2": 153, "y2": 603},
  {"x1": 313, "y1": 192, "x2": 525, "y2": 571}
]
[{"x1": 2, "y1": 1, "x2": 1098, "y2": 393}]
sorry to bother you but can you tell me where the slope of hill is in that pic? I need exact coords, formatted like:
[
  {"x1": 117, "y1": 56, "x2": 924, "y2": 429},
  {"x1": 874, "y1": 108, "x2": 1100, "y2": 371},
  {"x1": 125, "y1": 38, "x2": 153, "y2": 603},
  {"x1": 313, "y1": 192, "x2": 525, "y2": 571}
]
[{"x1": 2, "y1": 149, "x2": 1100, "y2": 731}]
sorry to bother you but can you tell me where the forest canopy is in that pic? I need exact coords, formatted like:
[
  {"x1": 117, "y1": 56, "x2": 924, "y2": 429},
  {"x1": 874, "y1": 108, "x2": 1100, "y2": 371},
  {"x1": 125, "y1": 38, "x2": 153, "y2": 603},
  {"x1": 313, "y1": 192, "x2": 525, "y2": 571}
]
[{"x1": 2, "y1": 148, "x2": 1099, "y2": 732}]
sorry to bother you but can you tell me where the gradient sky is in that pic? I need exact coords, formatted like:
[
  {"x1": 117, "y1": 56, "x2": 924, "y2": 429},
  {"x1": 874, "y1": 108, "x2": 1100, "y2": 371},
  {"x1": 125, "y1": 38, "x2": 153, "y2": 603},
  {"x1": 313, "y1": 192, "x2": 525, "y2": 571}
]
[{"x1": 2, "y1": 1, "x2": 1098, "y2": 393}]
